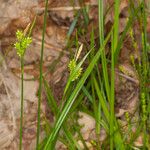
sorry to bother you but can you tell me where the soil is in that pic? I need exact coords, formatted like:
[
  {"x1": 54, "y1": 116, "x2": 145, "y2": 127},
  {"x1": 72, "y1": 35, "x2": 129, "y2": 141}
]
[{"x1": 0, "y1": 0, "x2": 149, "y2": 149}]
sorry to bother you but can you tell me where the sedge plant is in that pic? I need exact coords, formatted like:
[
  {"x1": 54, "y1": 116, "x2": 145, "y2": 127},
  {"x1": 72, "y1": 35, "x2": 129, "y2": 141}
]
[
  {"x1": 38, "y1": 0, "x2": 149, "y2": 149},
  {"x1": 14, "y1": 29, "x2": 32, "y2": 150},
  {"x1": 14, "y1": 16, "x2": 36, "y2": 150},
  {"x1": 43, "y1": 7, "x2": 120, "y2": 149}
]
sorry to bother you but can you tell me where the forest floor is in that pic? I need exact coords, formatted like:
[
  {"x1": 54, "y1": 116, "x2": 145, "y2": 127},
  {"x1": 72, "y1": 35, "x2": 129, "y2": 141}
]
[{"x1": 0, "y1": 0, "x2": 149, "y2": 149}]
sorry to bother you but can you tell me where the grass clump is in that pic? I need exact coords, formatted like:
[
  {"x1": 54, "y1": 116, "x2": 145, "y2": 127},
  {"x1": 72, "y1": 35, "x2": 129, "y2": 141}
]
[
  {"x1": 12, "y1": 0, "x2": 150, "y2": 149},
  {"x1": 40, "y1": 1, "x2": 149, "y2": 149}
]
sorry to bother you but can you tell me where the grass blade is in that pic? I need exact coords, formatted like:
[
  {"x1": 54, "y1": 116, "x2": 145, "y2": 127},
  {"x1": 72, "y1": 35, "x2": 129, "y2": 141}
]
[
  {"x1": 110, "y1": 0, "x2": 120, "y2": 149},
  {"x1": 44, "y1": 28, "x2": 112, "y2": 150},
  {"x1": 43, "y1": 78, "x2": 81, "y2": 149},
  {"x1": 98, "y1": 0, "x2": 110, "y2": 102}
]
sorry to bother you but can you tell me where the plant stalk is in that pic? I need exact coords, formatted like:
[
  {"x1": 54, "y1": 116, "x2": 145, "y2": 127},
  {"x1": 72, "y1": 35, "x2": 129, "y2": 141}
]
[
  {"x1": 19, "y1": 57, "x2": 24, "y2": 150},
  {"x1": 36, "y1": 0, "x2": 49, "y2": 149}
]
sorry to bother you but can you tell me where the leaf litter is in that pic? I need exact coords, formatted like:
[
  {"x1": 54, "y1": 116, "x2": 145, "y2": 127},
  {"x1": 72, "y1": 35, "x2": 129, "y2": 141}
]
[{"x1": 0, "y1": 0, "x2": 149, "y2": 149}]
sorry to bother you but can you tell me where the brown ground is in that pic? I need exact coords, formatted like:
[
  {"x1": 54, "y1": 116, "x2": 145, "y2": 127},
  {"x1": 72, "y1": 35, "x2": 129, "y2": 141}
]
[{"x1": 0, "y1": 0, "x2": 149, "y2": 149}]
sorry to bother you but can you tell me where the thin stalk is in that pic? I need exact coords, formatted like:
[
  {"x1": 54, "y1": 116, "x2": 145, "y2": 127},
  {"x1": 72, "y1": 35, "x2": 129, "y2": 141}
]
[
  {"x1": 110, "y1": 32, "x2": 115, "y2": 150},
  {"x1": 98, "y1": 0, "x2": 104, "y2": 46},
  {"x1": 91, "y1": 73, "x2": 101, "y2": 149},
  {"x1": 96, "y1": 101, "x2": 101, "y2": 149},
  {"x1": 89, "y1": 25, "x2": 101, "y2": 149},
  {"x1": 19, "y1": 57, "x2": 24, "y2": 150},
  {"x1": 141, "y1": 2, "x2": 148, "y2": 87},
  {"x1": 36, "y1": 0, "x2": 49, "y2": 149},
  {"x1": 140, "y1": 1, "x2": 148, "y2": 148},
  {"x1": 98, "y1": 0, "x2": 110, "y2": 102},
  {"x1": 110, "y1": 0, "x2": 120, "y2": 149}
]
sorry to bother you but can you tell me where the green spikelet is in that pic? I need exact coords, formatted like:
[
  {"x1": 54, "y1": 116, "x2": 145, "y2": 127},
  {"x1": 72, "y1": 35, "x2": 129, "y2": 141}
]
[
  {"x1": 14, "y1": 30, "x2": 32, "y2": 57},
  {"x1": 68, "y1": 59, "x2": 82, "y2": 81}
]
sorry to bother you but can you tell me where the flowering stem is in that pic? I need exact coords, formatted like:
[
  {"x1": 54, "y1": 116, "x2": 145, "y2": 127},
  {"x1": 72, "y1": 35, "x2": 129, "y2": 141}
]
[
  {"x1": 36, "y1": 0, "x2": 49, "y2": 149},
  {"x1": 19, "y1": 57, "x2": 24, "y2": 150}
]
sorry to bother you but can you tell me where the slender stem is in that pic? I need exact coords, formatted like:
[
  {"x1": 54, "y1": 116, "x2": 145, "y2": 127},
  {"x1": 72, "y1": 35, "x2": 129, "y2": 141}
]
[
  {"x1": 110, "y1": 33, "x2": 115, "y2": 150},
  {"x1": 36, "y1": 0, "x2": 49, "y2": 149},
  {"x1": 19, "y1": 57, "x2": 24, "y2": 150},
  {"x1": 98, "y1": 0, "x2": 110, "y2": 102},
  {"x1": 110, "y1": 0, "x2": 120, "y2": 149},
  {"x1": 141, "y1": 1, "x2": 148, "y2": 148}
]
